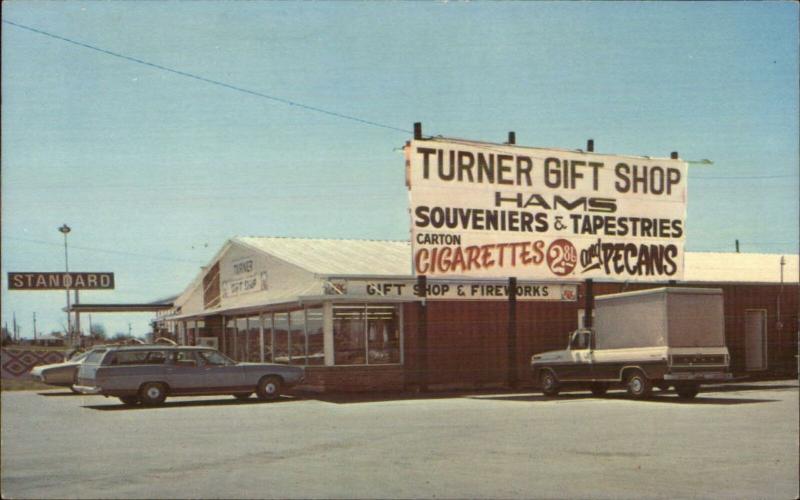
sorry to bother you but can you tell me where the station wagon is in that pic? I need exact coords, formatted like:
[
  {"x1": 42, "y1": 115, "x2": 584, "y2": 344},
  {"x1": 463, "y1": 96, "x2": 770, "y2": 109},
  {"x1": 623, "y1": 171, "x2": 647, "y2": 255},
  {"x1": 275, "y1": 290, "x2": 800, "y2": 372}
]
[{"x1": 74, "y1": 345, "x2": 305, "y2": 405}]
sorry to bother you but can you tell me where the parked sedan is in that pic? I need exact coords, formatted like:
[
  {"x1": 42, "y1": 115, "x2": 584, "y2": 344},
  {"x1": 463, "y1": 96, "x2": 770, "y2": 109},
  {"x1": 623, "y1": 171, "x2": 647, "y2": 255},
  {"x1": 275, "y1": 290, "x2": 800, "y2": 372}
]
[
  {"x1": 29, "y1": 349, "x2": 97, "y2": 392},
  {"x1": 74, "y1": 345, "x2": 305, "y2": 406}
]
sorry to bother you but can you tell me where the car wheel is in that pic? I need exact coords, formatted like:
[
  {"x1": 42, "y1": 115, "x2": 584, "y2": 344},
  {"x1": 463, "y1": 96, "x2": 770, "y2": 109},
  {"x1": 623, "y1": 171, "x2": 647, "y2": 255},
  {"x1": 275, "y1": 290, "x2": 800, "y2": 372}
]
[
  {"x1": 139, "y1": 382, "x2": 167, "y2": 406},
  {"x1": 119, "y1": 395, "x2": 140, "y2": 405},
  {"x1": 675, "y1": 384, "x2": 699, "y2": 399},
  {"x1": 233, "y1": 393, "x2": 252, "y2": 401},
  {"x1": 589, "y1": 382, "x2": 608, "y2": 396},
  {"x1": 539, "y1": 370, "x2": 560, "y2": 396},
  {"x1": 626, "y1": 370, "x2": 652, "y2": 399},
  {"x1": 256, "y1": 376, "x2": 283, "y2": 401}
]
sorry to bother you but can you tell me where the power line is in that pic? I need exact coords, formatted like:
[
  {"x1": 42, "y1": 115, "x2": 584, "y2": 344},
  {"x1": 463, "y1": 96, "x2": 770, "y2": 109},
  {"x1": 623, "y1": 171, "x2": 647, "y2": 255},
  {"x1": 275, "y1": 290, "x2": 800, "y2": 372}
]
[
  {"x1": 690, "y1": 174, "x2": 797, "y2": 180},
  {"x1": 3, "y1": 19, "x2": 411, "y2": 136},
  {"x1": 4, "y1": 236, "x2": 206, "y2": 265}
]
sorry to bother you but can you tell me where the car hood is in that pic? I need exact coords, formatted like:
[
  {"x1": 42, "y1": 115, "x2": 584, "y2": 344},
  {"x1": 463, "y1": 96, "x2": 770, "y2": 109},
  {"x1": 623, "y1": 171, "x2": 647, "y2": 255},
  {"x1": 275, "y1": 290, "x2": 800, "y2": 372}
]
[{"x1": 29, "y1": 361, "x2": 78, "y2": 375}]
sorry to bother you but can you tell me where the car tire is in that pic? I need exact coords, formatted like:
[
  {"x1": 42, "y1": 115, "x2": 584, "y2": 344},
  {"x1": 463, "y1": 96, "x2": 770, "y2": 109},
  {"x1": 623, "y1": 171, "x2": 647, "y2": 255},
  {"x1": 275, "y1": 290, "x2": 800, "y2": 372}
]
[
  {"x1": 589, "y1": 382, "x2": 608, "y2": 396},
  {"x1": 626, "y1": 370, "x2": 652, "y2": 399},
  {"x1": 675, "y1": 384, "x2": 699, "y2": 399},
  {"x1": 139, "y1": 382, "x2": 167, "y2": 406},
  {"x1": 256, "y1": 376, "x2": 283, "y2": 401},
  {"x1": 119, "y1": 395, "x2": 140, "y2": 405},
  {"x1": 539, "y1": 370, "x2": 560, "y2": 396},
  {"x1": 233, "y1": 393, "x2": 252, "y2": 401}
]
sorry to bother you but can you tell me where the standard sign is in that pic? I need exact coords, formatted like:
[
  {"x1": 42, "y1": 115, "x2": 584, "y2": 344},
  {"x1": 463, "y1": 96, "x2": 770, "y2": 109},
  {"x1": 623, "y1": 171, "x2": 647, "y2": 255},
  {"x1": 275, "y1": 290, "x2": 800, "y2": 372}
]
[
  {"x1": 325, "y1": 279, "x2": 578, "y2": 301},
  {"x1": 8, "y1": 272, "x2": 115, "y2": 290},
  {"x1": 406, "y1": 139, "x2": 687, "y2": 281}
]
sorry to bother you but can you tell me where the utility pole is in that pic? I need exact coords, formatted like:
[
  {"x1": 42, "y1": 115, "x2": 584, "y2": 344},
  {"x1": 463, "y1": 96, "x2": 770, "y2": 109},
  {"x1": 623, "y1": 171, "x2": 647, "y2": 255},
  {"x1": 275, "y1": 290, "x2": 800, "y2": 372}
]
[
  {"x1": 13, "y1": 312, "x2": 18, "y2": 343},
  {"x1": 33, "y1": 312, "x2": 37, "y2": 342},
  {"x1": 777, "y1": 256, "x2": 785, "y2": 371}
]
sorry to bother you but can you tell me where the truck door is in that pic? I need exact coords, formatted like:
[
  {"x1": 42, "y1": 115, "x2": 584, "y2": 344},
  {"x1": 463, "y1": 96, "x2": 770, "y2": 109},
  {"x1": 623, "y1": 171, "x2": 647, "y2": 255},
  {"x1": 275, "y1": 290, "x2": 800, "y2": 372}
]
[{"x1": 565, "y1": 331, "x2": 594, "y2": 381}]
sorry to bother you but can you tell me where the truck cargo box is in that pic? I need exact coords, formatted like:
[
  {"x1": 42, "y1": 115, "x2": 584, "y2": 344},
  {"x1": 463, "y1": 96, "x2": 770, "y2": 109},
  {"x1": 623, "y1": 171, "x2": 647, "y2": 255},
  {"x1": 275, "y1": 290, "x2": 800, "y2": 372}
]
[{"x1": 594, "y1": 287, "x2": 725, "y2": 350}]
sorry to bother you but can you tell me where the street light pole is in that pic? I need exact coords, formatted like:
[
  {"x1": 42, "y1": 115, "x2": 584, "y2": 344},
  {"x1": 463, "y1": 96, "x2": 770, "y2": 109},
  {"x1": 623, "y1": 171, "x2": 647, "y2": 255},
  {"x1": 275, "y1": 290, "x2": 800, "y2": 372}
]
[{"x1": 58, "y1": 224, "x2": 72, "y2": 346}]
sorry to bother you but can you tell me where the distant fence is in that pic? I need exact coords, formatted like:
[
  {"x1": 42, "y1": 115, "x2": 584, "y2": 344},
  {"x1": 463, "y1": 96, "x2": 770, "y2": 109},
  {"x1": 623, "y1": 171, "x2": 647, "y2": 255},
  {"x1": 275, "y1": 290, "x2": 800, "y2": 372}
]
[{"x1": 1, "y1": 349, "x2": 66, "y2": 379}]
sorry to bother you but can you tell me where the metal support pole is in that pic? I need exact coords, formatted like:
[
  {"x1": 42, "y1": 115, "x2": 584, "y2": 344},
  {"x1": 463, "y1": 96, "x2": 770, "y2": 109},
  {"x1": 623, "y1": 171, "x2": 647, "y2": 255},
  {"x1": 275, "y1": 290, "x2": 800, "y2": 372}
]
[
  {"x1": 74, "y1": 290, "x2": 81, "y2": 346},
  {"x1": 507, "y1": 131, "x2": 516, "y2": 145},
  {"x1": 417, "y1": 275, "x2": 428, "y2": 392},
  {"x1": 670, "y1": 151, "x2": 679, "y2": 160},
  {"x1": 584, "y1": 279, "x2": 594, "y2": 329},
  {"x1": 507, "y1": 277, "x2": 518, "y2": 388},
  {"x1": 587, "y1": 139, "x2": 594, "y2": 153},
  {"x1": 414, "y1": 122, "x2": 422, "y2": 140}
]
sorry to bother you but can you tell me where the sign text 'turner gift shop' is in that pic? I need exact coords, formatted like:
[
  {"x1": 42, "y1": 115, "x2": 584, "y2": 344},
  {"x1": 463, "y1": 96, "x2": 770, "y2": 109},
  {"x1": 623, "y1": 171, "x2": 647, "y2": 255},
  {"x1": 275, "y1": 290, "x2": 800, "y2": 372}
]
[{"x1": 405, "y1": 138, "x2": 688, "y2": 281}]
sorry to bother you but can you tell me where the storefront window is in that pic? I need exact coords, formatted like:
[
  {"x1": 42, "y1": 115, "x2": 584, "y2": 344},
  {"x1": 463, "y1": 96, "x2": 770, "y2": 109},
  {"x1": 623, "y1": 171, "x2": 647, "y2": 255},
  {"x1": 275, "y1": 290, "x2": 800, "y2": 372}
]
[
  {"x1": 225, "y1": 318, "x2": 238, "y2": 359},
  {"x1": 290, "y1": 310, "x2": 306, "y2": 365},
  {"x1": 236, "y1": 317, "x2": 248, "y2": 362},
  {"x1": 273, "y1": 312, "x2": 289, "y2": 364},
  {"x1": 367, "y1": 306, "x2": 401, "y2": 364},
  {"x1": 262, "y1": 314, "x2": 273, "y2": 362},
  {"x1": 334, "y1": 306, "x2": 366, "y2": 365},
  {"x1": 306, "y1": 308, "x2": 324, "y2": 365},
  {"x1": 195, "y1": 320, "x2": 206, "y2": 346},
  {"x1": 185, "y1": 321, "x2": 194, "y2": 346},
  {"x1": 177, "y1": 322, "x2": 186, "y2": 345},
  {"x1": 247, "y1": 316, "x2": 260, "y2": 362}
]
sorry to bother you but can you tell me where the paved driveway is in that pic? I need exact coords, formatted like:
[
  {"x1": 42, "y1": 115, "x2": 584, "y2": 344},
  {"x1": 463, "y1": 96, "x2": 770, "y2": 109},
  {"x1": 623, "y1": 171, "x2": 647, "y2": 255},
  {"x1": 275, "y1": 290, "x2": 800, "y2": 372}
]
[{"x1": 1, "y1": 381, "x2": 797, "y2": 499}]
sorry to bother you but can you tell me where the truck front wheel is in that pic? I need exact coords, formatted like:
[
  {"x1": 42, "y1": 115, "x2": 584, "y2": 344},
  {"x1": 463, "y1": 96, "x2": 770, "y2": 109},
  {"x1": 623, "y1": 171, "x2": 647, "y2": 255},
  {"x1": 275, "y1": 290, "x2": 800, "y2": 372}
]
[
  {"x1": 539, "y1": 370, "x2": 560, "y2": 396},
  {"x1": 625, "y1": 370, "x2": 652, "y2": 399}
]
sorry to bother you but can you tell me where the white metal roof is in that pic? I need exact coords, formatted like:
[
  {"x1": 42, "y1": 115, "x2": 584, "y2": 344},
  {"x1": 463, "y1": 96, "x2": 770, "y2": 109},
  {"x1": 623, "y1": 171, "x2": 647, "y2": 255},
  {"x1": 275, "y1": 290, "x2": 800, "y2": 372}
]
[
  {"x1": 233, "y1": 237, "x2": 797, "y2": 284},
  {"x1": 234, "y1": 236, "x2": 413, "y2": 276},
  {"x1": 684, "y1": 252, "x2": 798, "y2": 284}
]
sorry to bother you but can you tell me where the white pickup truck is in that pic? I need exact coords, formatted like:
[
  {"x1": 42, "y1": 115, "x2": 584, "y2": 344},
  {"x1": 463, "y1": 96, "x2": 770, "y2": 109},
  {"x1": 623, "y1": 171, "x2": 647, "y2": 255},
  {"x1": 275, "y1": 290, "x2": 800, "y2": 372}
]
[{"x1": 531, "y1": 287, "x2": 732, "y2": 399}]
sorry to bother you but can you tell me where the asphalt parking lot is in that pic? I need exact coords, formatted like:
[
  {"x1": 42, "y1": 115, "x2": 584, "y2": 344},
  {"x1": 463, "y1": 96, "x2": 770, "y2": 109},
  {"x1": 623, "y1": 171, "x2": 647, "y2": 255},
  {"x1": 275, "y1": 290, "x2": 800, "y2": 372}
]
[{"x1": 1, "y1": 380, "x2": 798, "y2": 499}]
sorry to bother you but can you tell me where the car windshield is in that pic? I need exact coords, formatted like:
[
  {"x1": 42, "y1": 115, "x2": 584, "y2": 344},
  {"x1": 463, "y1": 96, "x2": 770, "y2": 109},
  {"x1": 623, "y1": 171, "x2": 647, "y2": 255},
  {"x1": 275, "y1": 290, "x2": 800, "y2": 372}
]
[{"x1": 198, "y1": 350, "x2": 235, "y2": 366}]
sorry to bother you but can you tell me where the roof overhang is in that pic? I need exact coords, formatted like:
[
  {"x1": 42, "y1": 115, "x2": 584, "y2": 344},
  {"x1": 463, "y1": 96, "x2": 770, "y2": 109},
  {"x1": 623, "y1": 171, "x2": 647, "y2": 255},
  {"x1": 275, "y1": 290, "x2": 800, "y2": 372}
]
[{"x1": 67, "y1": 303, "x2": 173, "y2": 313}]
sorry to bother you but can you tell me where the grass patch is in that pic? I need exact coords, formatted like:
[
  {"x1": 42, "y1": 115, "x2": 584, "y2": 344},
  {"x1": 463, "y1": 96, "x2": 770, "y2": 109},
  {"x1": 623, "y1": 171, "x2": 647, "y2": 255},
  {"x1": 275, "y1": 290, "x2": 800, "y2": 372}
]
[{"x1": 1, "y1": 378, "x2": 54, "y2": 391}]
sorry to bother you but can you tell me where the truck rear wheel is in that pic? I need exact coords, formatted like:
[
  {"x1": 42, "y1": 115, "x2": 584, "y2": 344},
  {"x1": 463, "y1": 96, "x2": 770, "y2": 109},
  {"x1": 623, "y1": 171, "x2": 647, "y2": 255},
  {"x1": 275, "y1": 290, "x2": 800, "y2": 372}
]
[
  {"x1": 625, "y1": 370, "x2": 652, "y2": 399},
  {"x1": 539, "y1": 370, "x2": 560, "y2": 396},
  {"x1": 675, "y1": 384, "x2": 699, "y2": 399}
]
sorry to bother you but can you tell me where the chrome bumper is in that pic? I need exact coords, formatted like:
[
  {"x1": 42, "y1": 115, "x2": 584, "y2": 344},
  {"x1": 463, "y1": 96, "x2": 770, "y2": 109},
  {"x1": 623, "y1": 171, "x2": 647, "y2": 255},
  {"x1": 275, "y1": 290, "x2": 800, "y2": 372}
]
[
  {"x1": 664, "y1": 372, "x2": 733, "y2": 381},
  {"x1": 73, "y1": 385, "x2": 102, "y2": 395}
]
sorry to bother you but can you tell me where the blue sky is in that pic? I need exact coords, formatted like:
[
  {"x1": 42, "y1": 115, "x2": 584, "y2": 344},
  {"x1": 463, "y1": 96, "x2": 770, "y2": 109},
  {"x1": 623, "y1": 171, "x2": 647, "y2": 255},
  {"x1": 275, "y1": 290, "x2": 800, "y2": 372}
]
[{"x1": 2, "y1": 1, "x2": 798, "y2": 338}]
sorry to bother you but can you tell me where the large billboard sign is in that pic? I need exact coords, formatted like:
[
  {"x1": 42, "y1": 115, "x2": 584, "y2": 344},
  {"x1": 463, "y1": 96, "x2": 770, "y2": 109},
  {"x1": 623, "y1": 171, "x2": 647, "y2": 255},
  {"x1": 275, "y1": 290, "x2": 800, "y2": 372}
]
[
  {"x1": 406, "y1": 138, "x2": 687, "y2": 281},
  {"x1": 8, "y1": 272, "x2": 115, "y2": 290}
]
